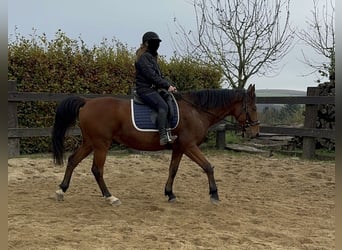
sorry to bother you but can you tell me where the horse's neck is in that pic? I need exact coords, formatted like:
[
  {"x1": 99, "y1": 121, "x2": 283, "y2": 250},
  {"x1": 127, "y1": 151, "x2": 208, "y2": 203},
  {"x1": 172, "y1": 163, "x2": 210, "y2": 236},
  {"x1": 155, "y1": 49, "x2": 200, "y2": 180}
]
[
  {"x1": 180, "y1": 89, "x2": 243, "y2": 127},
  {"x1": 205, "y1": 106, "x2": 234, "y2": 126},
  {"x1": 204, "y1": 94, "x2": 244, "y2": 126}
]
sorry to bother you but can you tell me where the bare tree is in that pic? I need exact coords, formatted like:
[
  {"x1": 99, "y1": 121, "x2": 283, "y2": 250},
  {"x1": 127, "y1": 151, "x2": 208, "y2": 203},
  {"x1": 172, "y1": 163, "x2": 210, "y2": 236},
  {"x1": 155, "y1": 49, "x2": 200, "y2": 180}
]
[
  {"x1": 297, "y1": 0, "x2": 335, "y2": 81},
  {"x1": 173, "y1": 0, "x2": 294, "y2": 88}
]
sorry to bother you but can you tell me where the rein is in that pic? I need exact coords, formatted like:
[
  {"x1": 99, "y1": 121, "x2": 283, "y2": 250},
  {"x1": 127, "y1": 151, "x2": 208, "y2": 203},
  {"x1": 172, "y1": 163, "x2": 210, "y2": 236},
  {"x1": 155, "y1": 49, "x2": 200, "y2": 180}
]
[{"x1": 176, "y1": 91, "x2": 260, "y2": 134}]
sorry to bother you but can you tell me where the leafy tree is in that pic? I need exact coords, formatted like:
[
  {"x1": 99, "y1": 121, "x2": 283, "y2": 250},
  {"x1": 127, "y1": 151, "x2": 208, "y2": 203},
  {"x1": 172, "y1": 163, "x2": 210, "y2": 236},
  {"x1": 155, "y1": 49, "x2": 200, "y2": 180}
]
[{"x1": 159, "y1": 55, "x2": 223, "y2": 90}]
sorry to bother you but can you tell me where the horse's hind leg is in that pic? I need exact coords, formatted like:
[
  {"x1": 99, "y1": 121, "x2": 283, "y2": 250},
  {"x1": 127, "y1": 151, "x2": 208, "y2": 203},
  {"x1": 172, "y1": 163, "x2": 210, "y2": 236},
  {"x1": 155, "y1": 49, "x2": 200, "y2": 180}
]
[
  {"x1": 91, "y1": 147, "x2": 121, "y2": 206},
  {"x1": 56, "y1": 142, "x2": 92, "y2": 201}
]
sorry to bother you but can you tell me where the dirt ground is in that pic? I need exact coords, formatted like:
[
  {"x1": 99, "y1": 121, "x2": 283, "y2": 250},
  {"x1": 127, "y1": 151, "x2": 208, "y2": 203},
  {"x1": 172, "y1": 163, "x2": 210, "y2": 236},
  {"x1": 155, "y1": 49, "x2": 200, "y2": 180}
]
[{"x1": 8, "y1": 150, "x2": 335, "y2": 250}]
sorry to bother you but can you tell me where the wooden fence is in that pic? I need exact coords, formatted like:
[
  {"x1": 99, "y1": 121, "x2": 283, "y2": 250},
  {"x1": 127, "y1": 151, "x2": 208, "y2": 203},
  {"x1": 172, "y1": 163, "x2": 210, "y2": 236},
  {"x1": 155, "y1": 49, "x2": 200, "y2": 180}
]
[{"x1": 8, "y1": 80, "x2": 335, "y2": 159}]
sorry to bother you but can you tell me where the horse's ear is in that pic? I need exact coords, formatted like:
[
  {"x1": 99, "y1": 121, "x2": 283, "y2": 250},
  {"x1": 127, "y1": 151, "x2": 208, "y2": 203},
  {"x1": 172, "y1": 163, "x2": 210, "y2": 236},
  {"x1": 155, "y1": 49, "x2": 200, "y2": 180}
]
[
  {"x1": 247, "y1": 84, "x2": 255, "y2": 97},
  {"x1": 247, "y1": 84, "x2": 255, "y2": 92}
]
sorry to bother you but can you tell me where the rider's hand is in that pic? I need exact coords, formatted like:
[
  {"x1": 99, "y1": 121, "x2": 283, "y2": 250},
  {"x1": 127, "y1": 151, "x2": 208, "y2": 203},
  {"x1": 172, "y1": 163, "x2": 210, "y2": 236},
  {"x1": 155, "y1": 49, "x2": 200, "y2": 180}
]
[{"x1": 168, "y1": 85, "x2": 177, "y2": 93}]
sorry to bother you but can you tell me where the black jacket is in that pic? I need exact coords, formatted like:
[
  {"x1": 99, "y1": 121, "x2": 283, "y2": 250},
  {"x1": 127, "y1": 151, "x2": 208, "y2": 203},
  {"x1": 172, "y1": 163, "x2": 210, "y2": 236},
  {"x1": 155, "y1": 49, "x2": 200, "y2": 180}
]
[{"x1": 135, "y1": 50, "x2": 170, "y2": 95}]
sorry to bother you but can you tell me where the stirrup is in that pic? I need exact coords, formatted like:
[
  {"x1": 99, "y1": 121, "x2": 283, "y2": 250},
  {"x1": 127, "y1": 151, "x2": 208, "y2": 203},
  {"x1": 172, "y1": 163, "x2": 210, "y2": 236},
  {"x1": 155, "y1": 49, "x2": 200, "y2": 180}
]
[
  {"x1": 159, "y1": 134, "x2": 176, "y2": 146},
  {"x1": 166, "y1": 129, "x2": 177, "y2": 143},
  {"x1": 160, "y1": 136, "x2": 169, "y2": 146}
]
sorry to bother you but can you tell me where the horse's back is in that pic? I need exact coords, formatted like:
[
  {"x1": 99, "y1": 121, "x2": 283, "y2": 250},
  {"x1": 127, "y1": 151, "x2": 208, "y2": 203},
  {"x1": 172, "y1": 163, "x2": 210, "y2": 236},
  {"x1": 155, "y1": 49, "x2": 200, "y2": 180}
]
[{"x1": 79, "y1": 96, "x2": 130, "y2": 131}]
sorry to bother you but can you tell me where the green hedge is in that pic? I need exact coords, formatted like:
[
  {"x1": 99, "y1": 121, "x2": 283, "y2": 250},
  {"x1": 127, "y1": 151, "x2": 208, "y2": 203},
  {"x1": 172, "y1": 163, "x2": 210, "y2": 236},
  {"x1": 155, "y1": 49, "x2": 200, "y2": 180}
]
[{"x1": 8, "y1": 29, "x2": 223, "y2": 154}]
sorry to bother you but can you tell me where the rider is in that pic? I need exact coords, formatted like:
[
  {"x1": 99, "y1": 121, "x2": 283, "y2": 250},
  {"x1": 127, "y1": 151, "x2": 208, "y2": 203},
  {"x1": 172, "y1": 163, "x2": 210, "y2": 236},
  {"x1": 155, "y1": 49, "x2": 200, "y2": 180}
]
[{"x1": 135, "y1": 31, "x2": 177, "y2": 146}]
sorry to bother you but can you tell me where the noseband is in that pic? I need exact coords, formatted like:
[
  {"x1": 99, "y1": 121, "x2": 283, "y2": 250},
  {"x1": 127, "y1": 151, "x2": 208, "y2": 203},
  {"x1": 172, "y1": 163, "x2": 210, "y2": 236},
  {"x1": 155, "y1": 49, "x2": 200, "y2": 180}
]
[{"x1": 236, "y1": 93, "x2": 260, "y2": 132}]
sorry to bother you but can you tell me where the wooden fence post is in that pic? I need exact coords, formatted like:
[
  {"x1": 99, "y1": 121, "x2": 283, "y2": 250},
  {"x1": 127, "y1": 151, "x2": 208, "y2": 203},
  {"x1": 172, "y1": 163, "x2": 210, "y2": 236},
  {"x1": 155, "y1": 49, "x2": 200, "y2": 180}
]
[
  {"x1": 302, "y1": 87, "x2": 320, "y2": 159},
  {"x1": 215, "y1": 123, "x2": 226, "y2": 149},
  {"x1": 8, "y1": 80, "x2": 20, "y2": 158}
]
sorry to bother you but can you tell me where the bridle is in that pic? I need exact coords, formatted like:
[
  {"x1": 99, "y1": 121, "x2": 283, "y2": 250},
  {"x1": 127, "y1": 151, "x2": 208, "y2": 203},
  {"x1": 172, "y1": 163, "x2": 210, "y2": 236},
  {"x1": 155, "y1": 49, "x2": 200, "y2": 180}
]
[{"x1": 236, "y1": 92, "x2": 260, "y2": 132}]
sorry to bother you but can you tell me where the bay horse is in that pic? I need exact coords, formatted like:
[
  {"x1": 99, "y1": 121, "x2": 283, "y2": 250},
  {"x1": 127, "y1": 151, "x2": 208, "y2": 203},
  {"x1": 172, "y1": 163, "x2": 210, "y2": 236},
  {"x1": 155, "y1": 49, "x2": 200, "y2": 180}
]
[{"x1": 52, "y1": 84, "x2": 260, "y2": 205}]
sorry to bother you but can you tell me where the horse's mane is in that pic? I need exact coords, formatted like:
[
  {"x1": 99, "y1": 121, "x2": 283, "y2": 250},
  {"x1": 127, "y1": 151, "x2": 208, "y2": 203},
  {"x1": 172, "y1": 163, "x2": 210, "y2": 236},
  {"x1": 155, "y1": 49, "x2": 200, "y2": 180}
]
[{"x1": 175, "y1": 89, "x2": 246, "y2": 109}]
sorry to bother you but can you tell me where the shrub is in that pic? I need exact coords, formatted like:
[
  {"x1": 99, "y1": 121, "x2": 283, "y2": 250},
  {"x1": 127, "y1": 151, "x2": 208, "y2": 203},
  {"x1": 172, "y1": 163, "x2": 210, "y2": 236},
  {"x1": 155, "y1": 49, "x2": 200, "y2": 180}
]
[{"x1": 8, "y1": 29, "x2": 223, "y2": 154}]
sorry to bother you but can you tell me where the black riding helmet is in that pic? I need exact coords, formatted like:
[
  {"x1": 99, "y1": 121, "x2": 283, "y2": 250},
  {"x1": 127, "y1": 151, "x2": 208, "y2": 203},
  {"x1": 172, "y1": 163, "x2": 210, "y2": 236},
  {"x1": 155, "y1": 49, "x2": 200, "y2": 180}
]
[{"x1": 142, "y1": 31, "x2": 162, "y2": 44}]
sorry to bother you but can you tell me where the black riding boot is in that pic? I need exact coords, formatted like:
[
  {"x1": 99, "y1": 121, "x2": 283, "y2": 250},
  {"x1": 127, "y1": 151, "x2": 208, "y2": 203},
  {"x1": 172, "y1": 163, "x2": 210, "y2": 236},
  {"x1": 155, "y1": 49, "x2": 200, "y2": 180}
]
[
  {"x1": 159, "y1": 128, "x2": 169, "y2": 146},
  {"x1": 158, "y1": 112, "x2": 176, "y2": 145}
]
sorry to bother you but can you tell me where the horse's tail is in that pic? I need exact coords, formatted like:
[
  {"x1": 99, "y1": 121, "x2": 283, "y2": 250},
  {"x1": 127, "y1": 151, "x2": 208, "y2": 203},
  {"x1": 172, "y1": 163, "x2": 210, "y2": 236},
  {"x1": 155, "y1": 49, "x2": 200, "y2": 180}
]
[{"x1": 52, "y1": 96, "x2": 86, "y2": 165}]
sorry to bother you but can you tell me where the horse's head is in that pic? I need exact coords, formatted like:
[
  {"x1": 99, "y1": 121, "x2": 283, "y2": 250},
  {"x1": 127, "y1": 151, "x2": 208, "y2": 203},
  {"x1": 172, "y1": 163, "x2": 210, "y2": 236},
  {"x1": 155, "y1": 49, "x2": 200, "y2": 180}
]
[{"x1": 235, "y1": 84, "x2": 260, "y2": 138}]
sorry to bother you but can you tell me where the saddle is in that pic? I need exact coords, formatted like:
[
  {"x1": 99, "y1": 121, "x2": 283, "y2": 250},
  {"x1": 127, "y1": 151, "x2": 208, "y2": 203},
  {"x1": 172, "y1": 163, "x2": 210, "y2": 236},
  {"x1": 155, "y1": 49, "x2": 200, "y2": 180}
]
[{"x1": 131, "y1": 90, "x2": 179, "y2": 132}]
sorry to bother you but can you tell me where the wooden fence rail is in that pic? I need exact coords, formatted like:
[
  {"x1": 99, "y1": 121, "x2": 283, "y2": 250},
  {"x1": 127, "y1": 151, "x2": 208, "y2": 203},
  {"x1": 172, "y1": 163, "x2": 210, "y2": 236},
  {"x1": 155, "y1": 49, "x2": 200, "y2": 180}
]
[{"x1": 8, "y1": 80, "x2": 335, "y2": 159}]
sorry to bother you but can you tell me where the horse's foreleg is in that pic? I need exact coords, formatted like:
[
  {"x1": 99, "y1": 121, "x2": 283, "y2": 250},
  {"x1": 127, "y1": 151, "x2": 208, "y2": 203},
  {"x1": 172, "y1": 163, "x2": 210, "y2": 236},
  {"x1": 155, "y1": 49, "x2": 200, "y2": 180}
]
[
  {"x1": 184, "y1": 145, "x2": 219, "y2": 204},
  {"x1": 165, "y1": 150, "x2": 183, "y2": 202},
  {"x1": 92, "y1": 148, "x2": 121, "y2": 206},
  {"x1": 56, "y1": 143, "x2": 92, "y2": 201}
]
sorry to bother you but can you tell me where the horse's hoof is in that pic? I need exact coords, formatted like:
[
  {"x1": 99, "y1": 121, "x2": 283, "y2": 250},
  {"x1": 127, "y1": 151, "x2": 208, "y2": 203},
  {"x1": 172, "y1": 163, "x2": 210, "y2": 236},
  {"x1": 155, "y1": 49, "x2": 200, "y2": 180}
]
[
  {"x1": 210, "y1": 192, "x2": 220, "y2": 205},
  {"x1": 168, "y1": 197, "x2": 177, "y2": 203},
  {"x1": 106, "y1": 196, "x2": 121, "y2": 206},
  {"x1": 165, "y1": 190, "x2": 176, "y2": 203},
  {"x1": 111, "y1": 199, "x2": 122, "y2": 206},
  {"x1": 210, "y1": 197, "x2": 220, "y2": 205},
  {"x1": 55, "y1": 189, "x2": 64, "y2": 201}
]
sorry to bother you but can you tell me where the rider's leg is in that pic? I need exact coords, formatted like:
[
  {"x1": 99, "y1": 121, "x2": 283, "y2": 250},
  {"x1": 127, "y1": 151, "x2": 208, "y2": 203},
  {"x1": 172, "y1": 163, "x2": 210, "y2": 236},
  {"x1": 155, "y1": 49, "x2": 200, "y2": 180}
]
[{"x1": 139, "y1": 91, "x2": 175, "y2": 145}]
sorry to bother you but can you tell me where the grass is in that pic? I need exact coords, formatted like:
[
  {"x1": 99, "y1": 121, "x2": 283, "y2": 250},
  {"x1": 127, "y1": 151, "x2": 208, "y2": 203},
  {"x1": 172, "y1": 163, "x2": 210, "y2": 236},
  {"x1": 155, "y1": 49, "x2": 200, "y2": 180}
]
[{"x1": 225, "y1": 131, "x2": 245, "y2": 144}]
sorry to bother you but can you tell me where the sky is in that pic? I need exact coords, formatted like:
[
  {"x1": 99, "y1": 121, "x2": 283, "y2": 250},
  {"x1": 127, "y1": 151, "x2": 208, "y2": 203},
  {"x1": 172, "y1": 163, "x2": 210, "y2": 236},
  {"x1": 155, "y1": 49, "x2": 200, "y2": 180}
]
[{"x1": 8, "y1": 0, "x2": 332, "y2": 91}]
